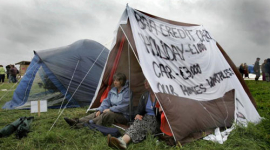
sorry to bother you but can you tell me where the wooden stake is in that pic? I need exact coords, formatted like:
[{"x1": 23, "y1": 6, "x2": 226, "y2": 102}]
[{"x1": 38, "y1": 100, "x2": 40, "y2": 117}]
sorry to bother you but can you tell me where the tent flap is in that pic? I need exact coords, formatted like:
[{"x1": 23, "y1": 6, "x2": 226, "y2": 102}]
[{"x1": 156, "y1": 89, "x2": 235, "y2": 143}]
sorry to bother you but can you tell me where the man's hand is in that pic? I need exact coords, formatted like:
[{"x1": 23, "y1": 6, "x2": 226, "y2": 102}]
[
  {"x1": 134, "y1": 114, "x2": 143, "y2": 120},
  {"x1": 103, "y1": 109, "x2": 110, "y2": 113},
  {"x1": 95, "y1": 111, "x2": 101, "y2": 117}
]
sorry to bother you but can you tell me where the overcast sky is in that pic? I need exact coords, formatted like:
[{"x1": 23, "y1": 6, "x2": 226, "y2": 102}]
[{"x1": 0, "y1": 0, "x2": 269, "y2": 69}]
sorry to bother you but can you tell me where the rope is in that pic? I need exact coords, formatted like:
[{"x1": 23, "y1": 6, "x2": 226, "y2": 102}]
[
  {"x1": 0, "y1": 82, "x2": 19, "y2": 101},
  {"x1": 58, "y1": 60, "x2": 80, "y2": 114},
  {"x1": 49, "y1": 46, "x2": 106, "y2": 131},
  {"x1": 0, "y1": 83, "x2": 4, "y2": 87}
]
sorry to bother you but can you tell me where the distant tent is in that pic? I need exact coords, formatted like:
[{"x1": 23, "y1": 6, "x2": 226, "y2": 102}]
[
  {"x1": 248, "y1": 65, "x2": 254, "y2": 73},
  {"x1": 3, "y1": 39, "x2": 109, "y2": 109},
  {"x1": 88, "y1": 6, "x2": 261, "y2": 144}
]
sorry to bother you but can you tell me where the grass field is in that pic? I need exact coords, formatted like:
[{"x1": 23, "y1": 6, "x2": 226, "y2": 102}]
[{"x1": 0, "y1": 78, "x2": 269, "y2": 150}]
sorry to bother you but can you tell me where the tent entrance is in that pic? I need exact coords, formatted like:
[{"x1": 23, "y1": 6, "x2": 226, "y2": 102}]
[
  {"x1": 16, "y1": 66, "x2": 71, "y2": 109},
  {"x1": 89, "y1": 28, "x2": 146, "y2": 121}
]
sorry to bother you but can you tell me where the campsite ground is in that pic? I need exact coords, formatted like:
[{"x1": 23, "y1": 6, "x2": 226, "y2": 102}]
[{"x1": 0, "y1": 78, "x2": 269, "y2": 150}]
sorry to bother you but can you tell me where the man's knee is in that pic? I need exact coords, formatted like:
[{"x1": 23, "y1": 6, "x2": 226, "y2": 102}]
[{"x1": 79, "y1": 113, "x2": 96, "y2": 123}]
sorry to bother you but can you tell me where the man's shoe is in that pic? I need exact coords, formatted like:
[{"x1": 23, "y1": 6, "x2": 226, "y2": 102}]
[
  {"x1": 74, "y1": 123, "x2": 84, "y2": 129},
  {"x1": 64, "y1": 117, "x2": 78, "y2": 126},
  {"x1": 89, "y1": 120, "x2": 94, "y2": 124},
  {"x1": 109, "y1": 136, "x2": 127, "y2": 150}
]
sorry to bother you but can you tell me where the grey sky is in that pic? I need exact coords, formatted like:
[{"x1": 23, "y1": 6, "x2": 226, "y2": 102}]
[{"x1": 0, "y1": 0, "x2": 269, "y2": 69}]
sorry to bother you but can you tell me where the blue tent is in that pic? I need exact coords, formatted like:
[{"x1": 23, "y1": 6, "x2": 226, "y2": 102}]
[
  {"x1": 248, "y1": 65, "x2": 254, "y2": 73},
  {"x1": 3, "y1": 39, "x2": 109, "y2": 109}
]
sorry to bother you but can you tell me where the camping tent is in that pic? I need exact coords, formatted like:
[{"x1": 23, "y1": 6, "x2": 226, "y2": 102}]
[
  {"x1": 248, "y1": 65, "x2": 254, "y2": 73},
  {"x1": 88, "y1": 6, "x2": 261, "y2": 144},
  {"x1": 3, "y1": 39, "x2": 109, "y2": 109}
]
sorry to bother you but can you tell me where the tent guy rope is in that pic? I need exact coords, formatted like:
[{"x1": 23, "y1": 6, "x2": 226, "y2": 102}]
[
  {"x1": 58, "y1": 60, "x2": 80, "y2": 114},
  {"x1": 49, "y1": 46, "x2": 107, "y2": 131}
]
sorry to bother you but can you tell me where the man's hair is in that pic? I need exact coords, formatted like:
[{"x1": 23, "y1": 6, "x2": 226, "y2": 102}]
[{"x1": 113, "y1": 73, "x2": 127, "y2": 86}]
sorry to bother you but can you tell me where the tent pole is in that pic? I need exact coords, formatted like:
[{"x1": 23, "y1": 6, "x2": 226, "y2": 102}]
[
  {"x1": 128, "y1": 43, "x2": 133, "y2": 122},
  {"x1": 119, "y1": 25, "x2": 138, "y2": 123},
  {"x1": 119, "y1": 25, "x2": 140, "y2": 63},
  {"x1": 119, "y1": 25, "x2": 178, "y2": 142}
]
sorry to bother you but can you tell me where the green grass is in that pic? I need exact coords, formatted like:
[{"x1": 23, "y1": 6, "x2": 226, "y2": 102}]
[{"x1": 0, "y1": 79, "x2": 269, "y2": 150}]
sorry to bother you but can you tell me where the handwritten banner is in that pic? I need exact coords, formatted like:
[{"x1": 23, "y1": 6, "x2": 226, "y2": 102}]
[
  {"x1": 121, "y1": 6, "x2": 261, "y2": 141},
  {"x1": 127, "y1": 7, "x2": 237, "y2": 100}
]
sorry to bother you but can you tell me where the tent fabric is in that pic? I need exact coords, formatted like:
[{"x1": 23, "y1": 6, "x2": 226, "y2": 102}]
[
  {"x1": 160, "y1": 113, "x2": 172, "y2": 136},
  {"x1": 89, "y1": 6, "x2": 261, "y2": 144},
  {"x1": 100, "y1": 35, "x2": 126, "y2": 103},
  {"x1": 156, "y1": 89, "x2": 235, "y2": 142},
  {"x1": 156, "y1": 102, "x2": 172, "y2": 136},
  {"x1": 2, "y1": 55, "x2": 42, "y2": 109},
  {"x1": 40, "y1": 60, "x2": 78, "y2": 107},
  {"x1": 3, "y1": 39, "x2": 109, "y2": 109}
]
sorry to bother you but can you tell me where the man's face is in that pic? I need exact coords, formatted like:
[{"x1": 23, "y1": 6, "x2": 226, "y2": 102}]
[{"x1": 144, "y1": 80, "x2": 150, "y2": 90}]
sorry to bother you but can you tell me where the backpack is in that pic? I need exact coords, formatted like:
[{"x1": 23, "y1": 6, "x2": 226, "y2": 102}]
[
  {"x1": 84, "y1": 123, "x2": 121, "y2": 137},
  {"x1": 0, "y1": 117, "x2": 34, "y2": 139},
  {"x1": 0, "y1": 118, "x2": 22, "y2": 138},
  {"x1": 16, "y1": 117, "x2": 34, "y2": 139}
]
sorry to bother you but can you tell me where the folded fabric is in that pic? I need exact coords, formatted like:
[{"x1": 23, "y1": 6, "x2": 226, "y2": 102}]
[{"x1": 84, "y1": 123, "x2": 121, "y2": 137}]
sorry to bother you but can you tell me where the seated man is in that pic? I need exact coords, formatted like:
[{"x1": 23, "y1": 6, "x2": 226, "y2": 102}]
[{"x1": 64, "y1": 72, "x2": 132, "y2": 127}]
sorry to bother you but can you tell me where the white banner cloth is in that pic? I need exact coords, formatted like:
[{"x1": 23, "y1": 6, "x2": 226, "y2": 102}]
[{"x1": 124, "y1": 6, "x2": 261, "y2": 143}]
